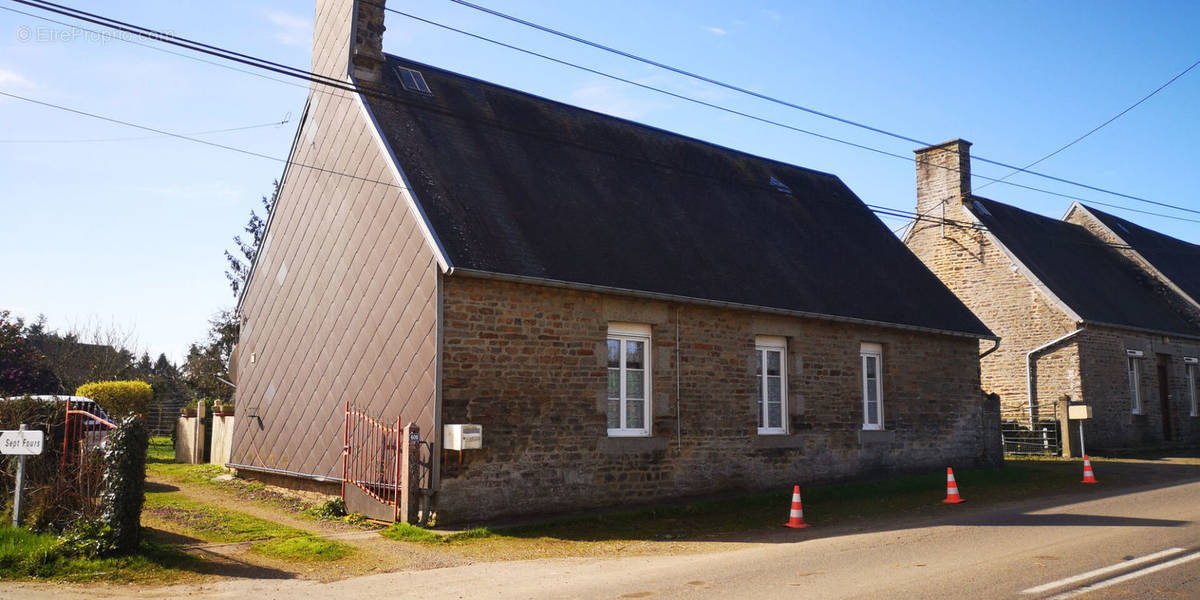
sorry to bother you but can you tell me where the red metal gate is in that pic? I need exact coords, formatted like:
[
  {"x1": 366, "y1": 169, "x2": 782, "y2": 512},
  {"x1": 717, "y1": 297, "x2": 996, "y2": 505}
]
[
  {"x1": 61, "y1": 397, "x2": 117, "y2": 509},
  {"x1": 343, "y1": 402, "x2": 403, "y2": 522}
]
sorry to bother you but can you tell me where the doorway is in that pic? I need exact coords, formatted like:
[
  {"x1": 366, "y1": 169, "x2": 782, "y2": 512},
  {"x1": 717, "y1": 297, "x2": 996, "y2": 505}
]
[{"x1": 1156, "y1": 354, "x2": 1173, "y2": 441}]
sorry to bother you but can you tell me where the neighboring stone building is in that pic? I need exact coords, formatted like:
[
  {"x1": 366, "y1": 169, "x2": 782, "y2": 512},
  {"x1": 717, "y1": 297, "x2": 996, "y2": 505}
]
[
  {"x1": 230, "y1": 0, "x2": 1001, "y2": 524},
  {"x1": 906, "y1": 140, "x2": 1200, "y2": 455}
]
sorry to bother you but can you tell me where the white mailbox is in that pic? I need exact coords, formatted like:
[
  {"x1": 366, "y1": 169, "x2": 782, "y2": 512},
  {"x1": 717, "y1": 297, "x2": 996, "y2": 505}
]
[
  {"x1": 1067, "y1": 404, "x2": 1093, "y2": 420},
  {"x1": 443, "y1": 424, "x2": 483, "y2": 451}
]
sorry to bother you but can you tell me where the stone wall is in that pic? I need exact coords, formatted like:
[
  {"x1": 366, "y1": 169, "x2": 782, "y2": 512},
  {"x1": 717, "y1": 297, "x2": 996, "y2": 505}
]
[
  {"x1": 905, "y1": 143, "x2": 1080, "y2": 419},
  {"x1": 1076, "y1": 326, "x2": 1200, "y2": 450},
  {"x1": 906, "y1": 142, "x2": 1200, "y2": 453},
  {"x1": 432, "y1": 275, "x2": 995, "y2": 523}
]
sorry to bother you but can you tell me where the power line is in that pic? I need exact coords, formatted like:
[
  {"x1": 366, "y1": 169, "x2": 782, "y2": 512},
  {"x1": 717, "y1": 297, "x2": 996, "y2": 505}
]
[
  {"x1": 978, "y1": 56, "x2": 1200, "y2": 189},
  {"x1": 15, "y1": 87, "x2": 1200, "y2": 261},
  {"x1": 0, "y1": 5, "x2": 323, "y2": 96},
  {"x1": 432, "y1": 0, "x2": 1200, "y2": 217},
  {"x1": 383, "y1": 6, "x2": 1200, "y2": 223},
  {"x1": 11, "y1": 0, "x2": 1200, "y2": 228},
  {"x1": 0, "y1": 89, "x2": 402, "y2": 191},
  {"x1": 0, "y1": 117, "x2": 289, "y2": 143}
]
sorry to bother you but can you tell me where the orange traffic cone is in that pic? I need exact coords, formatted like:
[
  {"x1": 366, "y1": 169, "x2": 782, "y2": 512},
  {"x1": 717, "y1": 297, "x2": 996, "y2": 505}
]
[
  {"x1": 784, "y1": 485, "x2": 811, "y2": 528},
  {"x1": 942, "y1": 467, "x2": 965, "y2": 504},
  {"x1": 1081, "y1": 455, "x2": 1098, "y2": 484}
]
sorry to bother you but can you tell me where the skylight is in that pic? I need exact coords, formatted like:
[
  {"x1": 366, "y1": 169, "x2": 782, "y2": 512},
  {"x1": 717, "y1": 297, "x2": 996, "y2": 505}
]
[
  {"x1": 396, "y1": 67, "x2": 432, "y2": 94},
  {"x1": 768, "y1": 176, "x2": 792, "y2": 195}
]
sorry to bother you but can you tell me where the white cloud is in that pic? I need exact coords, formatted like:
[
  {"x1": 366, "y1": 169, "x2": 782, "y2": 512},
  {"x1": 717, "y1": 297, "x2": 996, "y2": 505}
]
[
  {"x1": 265, "y1": 10, "x2": 313, "y2": 47},
  {"x1": 0, "y1": 68, "x2": 34, "y2": 88},
  {"x1": 704, "y1": 26, "x2": 728, "y2": 36},
  {"x1": 569, "y1": 81, "x2": 663, "y2": 120}
]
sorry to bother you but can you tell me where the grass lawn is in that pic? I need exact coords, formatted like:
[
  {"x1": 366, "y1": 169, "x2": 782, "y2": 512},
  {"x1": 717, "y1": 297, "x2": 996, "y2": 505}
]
[{"x1": 0, "y1": 527, "x2": 204, "y2": 583}]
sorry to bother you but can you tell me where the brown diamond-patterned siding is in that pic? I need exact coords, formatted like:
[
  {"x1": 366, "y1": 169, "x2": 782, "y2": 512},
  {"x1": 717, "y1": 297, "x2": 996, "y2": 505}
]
[{"x1": 230, "y1": 0, "x2": 439, "y2": 479}]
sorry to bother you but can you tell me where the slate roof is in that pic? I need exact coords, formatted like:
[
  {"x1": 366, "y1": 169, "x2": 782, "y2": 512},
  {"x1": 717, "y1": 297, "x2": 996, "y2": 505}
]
[
  {"x1": 365, "y1": 56, "x2": 992, "y2": 338},
  {"x1": 1082, "y1": 204, "x2": 1200, "y2": 306},
  {"x1": 967, "y1": 197, "x2": 1200, "y2": 336}
]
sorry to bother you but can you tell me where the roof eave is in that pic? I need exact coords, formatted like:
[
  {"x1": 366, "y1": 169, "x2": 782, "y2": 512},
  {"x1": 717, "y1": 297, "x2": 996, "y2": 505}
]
[
  {"x1": 450, "y1": 268, "x2": 997, "y2": 341},
  {"x1": 1077, "y1": 319, "x2": 1200, "y2": 343}
]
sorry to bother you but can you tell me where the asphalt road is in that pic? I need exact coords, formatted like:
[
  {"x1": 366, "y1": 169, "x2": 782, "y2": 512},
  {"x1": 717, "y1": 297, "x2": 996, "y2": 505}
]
[{"x1": 9, "y1": 475, "x2": 1200, "y2": 599}]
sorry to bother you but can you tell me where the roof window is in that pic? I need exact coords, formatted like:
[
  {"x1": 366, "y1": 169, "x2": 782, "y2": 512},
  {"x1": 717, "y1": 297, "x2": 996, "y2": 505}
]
[
  {"x1": 768, "y1": 176, "x2": 792, "y2": 195},
  {"x1": 396, "y1": 67, "x2": 432, "y2": 95}
]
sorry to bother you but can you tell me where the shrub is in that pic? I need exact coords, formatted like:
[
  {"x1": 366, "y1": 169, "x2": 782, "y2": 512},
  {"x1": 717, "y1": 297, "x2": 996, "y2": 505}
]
[
  {"x1": 99, "y1": 416, "x2": 148, "y2": 555},
  {"x1": 306, "y1": 498, "x2": 347, "y2": 520},
  {"x1": 0, "y1": 397, "x2": 83, "y2": 530},
  {"x1": 58, "y1": 519, "x2": 115, "y2": 558},
  {"x1": 76, "y1": 381, "x2": 153, "y2": 418}
]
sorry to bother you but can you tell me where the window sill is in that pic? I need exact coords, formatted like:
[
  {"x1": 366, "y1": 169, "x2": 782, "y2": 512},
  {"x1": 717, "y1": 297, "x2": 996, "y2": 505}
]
[
  {"x1": 858, "y1": 429, "x2": 895, "y2": 445},
  {"x1": 596, "y1": 436, "x2": 667, "y2": 455},
  {"x1": 607, "y1": 430, "x2": 650, "y2": 438},
  {"x1": 752, "y1": 434, "x2": 805, "y2": 449}
]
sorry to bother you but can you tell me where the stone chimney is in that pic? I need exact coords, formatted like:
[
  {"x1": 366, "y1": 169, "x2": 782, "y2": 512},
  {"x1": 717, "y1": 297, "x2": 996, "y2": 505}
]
[
  {"x1": 915, "y1": 139, "x2": 972, "y2": 217},
  {"x1": 312, "y1": 0, "x2": 386, "y2": 85}
]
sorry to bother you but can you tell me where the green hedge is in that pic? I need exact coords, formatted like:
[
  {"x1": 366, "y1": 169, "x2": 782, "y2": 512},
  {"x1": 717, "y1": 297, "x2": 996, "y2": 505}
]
[{"x1": 75, "y1": 381, "x2": 153, "y2": 418}]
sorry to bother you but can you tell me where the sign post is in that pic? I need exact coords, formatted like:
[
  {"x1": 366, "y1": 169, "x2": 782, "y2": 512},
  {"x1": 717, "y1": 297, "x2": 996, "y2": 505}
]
[
  {"x1": 1067, "y1": 404, "x2": 1093, "y2": 458},
  {"x1": 2, "y1": 425, "x2": 45, "y2": 527}
]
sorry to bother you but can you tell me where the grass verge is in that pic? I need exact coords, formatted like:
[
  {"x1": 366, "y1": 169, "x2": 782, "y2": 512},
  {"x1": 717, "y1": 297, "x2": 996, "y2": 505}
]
[
  {"x1": 381, "y1": 523, "x2": 494, "y2": 544},
  {"x1": 380, "y1": 459, "x2": 1147, "y2": 551},
  {"x1": 249, "y1": 536, "x2": 356, "y2": 561},
  {"x1": 143, "y1": 492, "x2": 310, "y2": 544},
  {"x1": 0, "y1": 527, "x2": 204, "y2": 583}
]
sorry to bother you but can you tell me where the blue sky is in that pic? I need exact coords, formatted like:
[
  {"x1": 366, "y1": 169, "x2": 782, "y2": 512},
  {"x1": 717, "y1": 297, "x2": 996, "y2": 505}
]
[{"x1": 1, "y1": 0, "x2": 1198, "y2": 362}]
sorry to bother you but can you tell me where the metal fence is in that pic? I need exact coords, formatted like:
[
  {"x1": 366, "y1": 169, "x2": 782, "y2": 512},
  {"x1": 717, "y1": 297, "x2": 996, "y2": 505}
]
[
  {"x1": 60, "y1": 397, "x2": 116, "y2": 514},
  {"x1": 1000, "y1": 401, "x2": 1061, "y2": 456}
]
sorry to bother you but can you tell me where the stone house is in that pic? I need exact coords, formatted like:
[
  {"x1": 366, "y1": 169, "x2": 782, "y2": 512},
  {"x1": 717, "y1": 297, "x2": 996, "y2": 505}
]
[
  {"x1": 905, "y1": 140, "x2": 1200, "y2": 455},
  {"x1": 229, "y1": 0, "x2": 1001, "y2": 524}
]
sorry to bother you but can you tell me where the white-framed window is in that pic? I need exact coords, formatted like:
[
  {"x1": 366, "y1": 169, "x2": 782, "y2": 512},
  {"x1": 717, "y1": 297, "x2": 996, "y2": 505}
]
[
  {"x1": 755, "y1": 336, "x2": 787, "y2": 435},
  {"x1": 861, "y1": 342, "x2": 884, "y2": 430},
  {"x1": 607, "y1": 323, "x2": 651, "y2": 437},
  {"x1": 1128, "y1": 355, "x2": 1143, "y2": 415},
  {"x1": 1186, "y1": 358, "x2": 1199, "y2": 417}
]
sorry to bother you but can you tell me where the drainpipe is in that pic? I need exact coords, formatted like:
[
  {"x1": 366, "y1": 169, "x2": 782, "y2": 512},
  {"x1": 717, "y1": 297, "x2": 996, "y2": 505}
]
[
  {"x1": 979, "y1": 338, "x2": 1001, "y2": 359},
  {"x1": 675, "y1": 305, "x2": 682, "y2": 453},
  {"x1": 1026, "y1": 327, "x2": 1086, "y2": 422}
]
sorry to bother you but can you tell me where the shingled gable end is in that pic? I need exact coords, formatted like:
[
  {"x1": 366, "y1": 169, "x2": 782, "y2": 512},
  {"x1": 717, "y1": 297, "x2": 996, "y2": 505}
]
[
  {"x1": 906, "y1": 140, "x2": 1200, "y2": 455},
  {"x1": 231, "y1": 0, "x2": 1001, "y2": 524}
]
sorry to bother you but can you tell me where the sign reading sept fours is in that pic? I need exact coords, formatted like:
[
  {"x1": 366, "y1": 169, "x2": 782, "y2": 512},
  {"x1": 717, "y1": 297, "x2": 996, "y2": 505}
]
[{"x1": 0, "y1": 430, "x2": 45, "y2": 455}]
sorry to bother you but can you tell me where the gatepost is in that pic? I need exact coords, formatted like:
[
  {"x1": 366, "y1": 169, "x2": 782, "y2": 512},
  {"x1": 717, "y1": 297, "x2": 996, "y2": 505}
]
[{"x1": 399, "y1": 423, "x2": 420, "y2": 524}]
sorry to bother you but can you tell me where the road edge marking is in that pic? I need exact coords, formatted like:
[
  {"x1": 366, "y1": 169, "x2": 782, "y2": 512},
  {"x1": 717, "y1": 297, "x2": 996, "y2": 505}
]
[
  {"x1": 1046, "y1": 551, "x2": 1200, "y2": 600},
  {"x1": 1022, "y1": 548, "x2": 1185, "y2": 594}
]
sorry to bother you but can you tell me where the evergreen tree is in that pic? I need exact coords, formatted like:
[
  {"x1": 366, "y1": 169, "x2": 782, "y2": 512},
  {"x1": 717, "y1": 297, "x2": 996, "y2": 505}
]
[{"x1": 224, "y1": 180, "x2": 278, "y2": 297}]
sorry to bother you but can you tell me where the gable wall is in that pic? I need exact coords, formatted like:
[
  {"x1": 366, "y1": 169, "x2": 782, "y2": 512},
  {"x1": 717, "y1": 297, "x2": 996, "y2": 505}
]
[
  {"x1": 905, "y1": 199, "x2": 1081, "y2": 419},
  {"x1": 230, "y1": 77, "x2": 440, "y2": 478},
  {"x1": 431, "y1": 276, "x2": 997, "y2": 524}
]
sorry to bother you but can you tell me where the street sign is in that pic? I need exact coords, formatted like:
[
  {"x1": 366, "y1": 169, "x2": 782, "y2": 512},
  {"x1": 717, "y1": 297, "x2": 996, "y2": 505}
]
[{"x1": 0, "y1": 429, "x2": 44, "y2": 455}]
